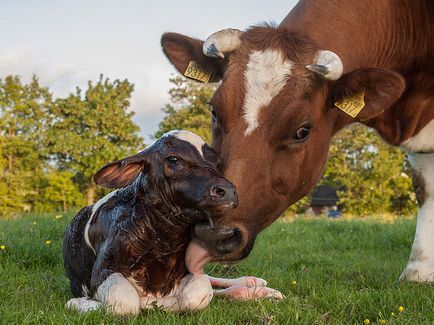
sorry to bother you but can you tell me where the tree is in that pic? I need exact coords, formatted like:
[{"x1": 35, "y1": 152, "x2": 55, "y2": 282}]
[
  {"x1": 48, "y1": 75, "x2": 143, "y2": 205},
  {"x1": 154, "y1": 76, "x2": 215, "y2": 142},
  {"x1": 0, "y1": 75, "x2": 53, "y2": 216},
  {"x1": 322, "y1": 124, "x2": 416, "y2": 216},
  {"x1": 38, "y1": 171, "x2": 85, "y2": 212}
]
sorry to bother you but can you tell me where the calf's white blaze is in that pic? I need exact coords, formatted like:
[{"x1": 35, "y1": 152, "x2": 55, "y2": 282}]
[
  {"x1": 401, "y1": 153, "x2": 434, "y2": 282},
  {"x1": 243, "y1": 49, "x2": 293, "y2": 135},
  {"x1": 164, "y1": 129, "x2": 206, "y2": 156},
  {"x1": 401, "y1": 119, "x2": 434, "y2": 152}
]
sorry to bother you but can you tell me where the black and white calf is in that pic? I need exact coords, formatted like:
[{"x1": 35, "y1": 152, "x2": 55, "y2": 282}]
[{"x1": 63, "y1": 130, "x2": 283, "y2": 315}]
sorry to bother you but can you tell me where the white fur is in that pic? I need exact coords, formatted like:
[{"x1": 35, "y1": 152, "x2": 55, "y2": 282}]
[
  {"x1": 401, "y1": 119, "x2": 434, "y2": 153},
  {"x1": 65, "y1": 297, "x2": 102, "y2": 312},
  {"x1": 400, "y1": 153, "x2": 434, "y2": 282},
  {"x1": 164, "y1": 130, "x2": 206, "y2": 156},
  {"x1": 141, "y1": 274, "x2": 213, "y2": 312},
  {"x1": 243, "y1": 49, "x2": 293, "y2": 135},
  {"x1": 95, "y1": 273, "x2": 141, "y2": 315},
  {"x1": 84, "y1": 190, "x2": 118, "y2": 254}
]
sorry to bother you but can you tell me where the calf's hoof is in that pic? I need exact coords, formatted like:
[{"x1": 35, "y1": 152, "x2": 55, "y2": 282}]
[{"x1": 66, "y1": 297, "x2": 102, "y2": 312}]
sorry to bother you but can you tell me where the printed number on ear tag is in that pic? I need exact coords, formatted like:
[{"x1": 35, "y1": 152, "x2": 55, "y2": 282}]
[
  {"x1": 335, "y1": 92, "x2": 365, "y2": 118},
  {"x1": 184, "y1": 61, "x2": 212, "y2": 83}
]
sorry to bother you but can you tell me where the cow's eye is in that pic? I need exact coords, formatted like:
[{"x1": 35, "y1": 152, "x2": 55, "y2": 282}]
[
  {"x1": 294, "y1": 125, "x2": 311, "y2": 142},
  {"x1": 166, "y1": 156, "x2": 179, "y2": 164}
]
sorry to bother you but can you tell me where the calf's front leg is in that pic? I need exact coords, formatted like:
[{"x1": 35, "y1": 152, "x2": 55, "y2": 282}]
[{"x1": 141, "y1": 274, "x2": 213, "y2": 312}]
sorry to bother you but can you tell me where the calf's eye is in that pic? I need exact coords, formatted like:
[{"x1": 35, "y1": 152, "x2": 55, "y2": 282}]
[{"x1": 166, "y1": 156, "x2": 179, "y2": 164}]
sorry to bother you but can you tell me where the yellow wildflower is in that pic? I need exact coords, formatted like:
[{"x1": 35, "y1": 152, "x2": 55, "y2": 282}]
[
  {"x1": 32, "y1": 221, "x2": 37, "y2": 225},
  {"x1": 55, "y1": 215, "x2": 62, "y2": 220},
  {"x1": 379, "y1": 320, "x2": 387, "y2": 324},
  {"x1": 291, "y1": 280, "x2": 297, "y2": 285},
  {"x1": 363, "y1": 319, "x2": 370, "y2": 325},
  {"x1": 398, "y1": 306, "x2": 404, "y2": 313},
  {"x1": 45, "y1": 240, "x2": 51, "y2": 245},
  {"x1": 0, "y1": 245, "x2": 5, "y2": 250}
]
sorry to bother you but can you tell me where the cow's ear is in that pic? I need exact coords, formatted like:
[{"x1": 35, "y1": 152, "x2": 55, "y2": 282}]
[
  {"x1": 331, "y1": 68, "x2": 405, "y2": 121},
  {"x1": 93, "y1": 153, "x2": 148, "y2": 189},
  {"x1": 161, "y1": 32, "x2": 226, "y2": 83}
]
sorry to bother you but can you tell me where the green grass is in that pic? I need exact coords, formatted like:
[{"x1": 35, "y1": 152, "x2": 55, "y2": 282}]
[{"x1": 0, "y1": 214, "x2": 432, "y2": 324}]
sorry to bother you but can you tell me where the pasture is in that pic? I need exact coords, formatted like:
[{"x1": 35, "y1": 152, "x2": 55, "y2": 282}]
[{"x1": 0, "y1": 214, "x2": 432, "y2": 324}]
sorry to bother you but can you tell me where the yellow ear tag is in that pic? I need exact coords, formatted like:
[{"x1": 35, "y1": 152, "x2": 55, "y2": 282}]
[
  {"x1": 183, "y1": 61, "x2": 212, "y2": 83},
  {"x1": 335, "y1": 92, "x2": 365, "y2": 118}
]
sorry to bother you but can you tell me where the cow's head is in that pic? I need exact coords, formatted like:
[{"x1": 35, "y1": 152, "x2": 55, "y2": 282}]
[{"x1": 161, "y1": 26, "x2": 405, "y2": 261}]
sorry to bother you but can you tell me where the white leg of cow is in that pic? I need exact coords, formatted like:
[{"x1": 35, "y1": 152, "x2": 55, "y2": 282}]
[
  {"x1": 213, "y1": 286, "x2": 284, "y2": 300},
  {"x1": 400, "y1": 153, "x2": 434, "y2": 282},
  {"x1": 95, "y1": 273, "x2": 141, "y2": 315},
  {"x1": 141, "y1": 274, "x2": 213, "y2": 312},
  {"x1": 207, "y1": 275, "x2": 268, "y2": 288}
]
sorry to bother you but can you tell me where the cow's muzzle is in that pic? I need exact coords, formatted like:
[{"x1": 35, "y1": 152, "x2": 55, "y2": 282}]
[{"x1": 192, "y1": 223, "x2": 244, "y2": 257}]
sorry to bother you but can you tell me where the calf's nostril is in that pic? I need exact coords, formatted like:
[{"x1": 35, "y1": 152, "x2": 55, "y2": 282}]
[{"x1": 210, "y1": 185, "x2": 226, "y2": 199}]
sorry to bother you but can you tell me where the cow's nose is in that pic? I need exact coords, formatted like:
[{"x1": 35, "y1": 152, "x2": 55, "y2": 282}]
[
  {"x1": 193, "y1": 223, "x2": 243, "y2": 255},
  {"x1": 209, "y1": 184, "x2": 238, "y2": 206}
]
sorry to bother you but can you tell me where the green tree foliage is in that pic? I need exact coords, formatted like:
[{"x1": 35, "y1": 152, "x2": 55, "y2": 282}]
[
  {"x1": 0, "y1": 75, "x2": 143, "y2": 218},
  {"x1": 47, "y1": 75, "x2": 143, "y2": 205},
  {"x1": 154, "y1": 76, "x2": 215, "y2": 142},
  {"x1": 0, "y1": 76, "x2": 53, "y2": 216},
  {"x1": 323, "y1": 124, "x2": 416, "y2": 216},
  {"x1": 38, "y1": 171, "x2": 85, "y2": 212},
  {"x1": 156, "y1": 78, "x2": 416, "y2": 216}
]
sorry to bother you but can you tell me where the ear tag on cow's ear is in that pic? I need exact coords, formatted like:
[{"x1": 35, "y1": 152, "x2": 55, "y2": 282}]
[
  {"x1": 184, "y1": 61, "x2": 212, "y2": 83},
  {"x1": 335, "y1": 92, "x2": 365, "y2": 118}
]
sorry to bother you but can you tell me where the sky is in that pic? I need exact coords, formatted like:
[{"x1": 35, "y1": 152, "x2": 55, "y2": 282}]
[{"x1": 0, "y1": 0, "x2": 298, "y2": 143}]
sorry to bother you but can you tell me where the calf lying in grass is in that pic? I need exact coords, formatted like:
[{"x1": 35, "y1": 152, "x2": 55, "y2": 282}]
[{"x1": 63, "y1": 130, "x2": 282, "y2": 315}]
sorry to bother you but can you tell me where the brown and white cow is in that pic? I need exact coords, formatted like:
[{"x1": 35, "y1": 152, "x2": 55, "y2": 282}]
[{"x1": 161, "y1": 0, "x2": 434, "y2": 282}]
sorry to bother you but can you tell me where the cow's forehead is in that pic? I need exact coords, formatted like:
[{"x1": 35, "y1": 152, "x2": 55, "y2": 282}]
[
  {"x1": 161, "y1": 130, "x2": 205, "y2": 156},
  {"x1": 242, "y1": 48, "x2": 294, "y2": 135}
]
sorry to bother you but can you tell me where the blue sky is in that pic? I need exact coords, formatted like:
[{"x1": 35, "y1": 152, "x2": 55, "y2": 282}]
[{"x1": 0, "y1": 0, "x2": 298, "y2": 142}]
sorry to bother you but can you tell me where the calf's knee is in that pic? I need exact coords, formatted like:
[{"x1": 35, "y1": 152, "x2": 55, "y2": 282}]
[
  {"x1": 95, "y1": 273, "x2": 141, "y2": 315},
  {"x1": 179, "y1": 274, "x2": 213, "y2": 311}
]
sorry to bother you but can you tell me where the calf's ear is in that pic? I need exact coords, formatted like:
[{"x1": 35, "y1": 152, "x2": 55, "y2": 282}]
[
  {"x1": 93, "y1": 153, "x2": 148, "y2": 189},
  {"x1": 331, "y1": 68, "x2": 405, "y2": 121},
  {"x1": 161, "y1": 32, "x2": 226, "y2": 82}
]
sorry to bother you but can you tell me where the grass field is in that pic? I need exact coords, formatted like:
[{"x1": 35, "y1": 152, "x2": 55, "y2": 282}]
[{"x1": 0, "y1": 214, "x2": 433, "y2": 324}]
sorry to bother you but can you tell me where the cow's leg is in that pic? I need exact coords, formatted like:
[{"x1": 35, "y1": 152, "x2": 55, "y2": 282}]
[
  {"x1": 400, "y1": 153, "x2": 434, "y2": 282},
  {"x1": 213, "y1": 286, "x2": 284, "y2": 300},
  {"x1": 207, "y1": 275, "x2": 267, "y2": 288},
  {"x1": 141, "y1": 274, "x2": 213, "y2": 312},
  {"x1": 94, "y1": 273, "x2": 141, "y2": 315}
]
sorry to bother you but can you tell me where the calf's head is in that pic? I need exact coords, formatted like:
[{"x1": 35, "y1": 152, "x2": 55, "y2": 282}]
[
  {"x1": 162, "y1": 26, "x2": 405, "y2": 261},
  {"x1": 93, "y1": 130, "x2": 237, "y2": 224}
]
